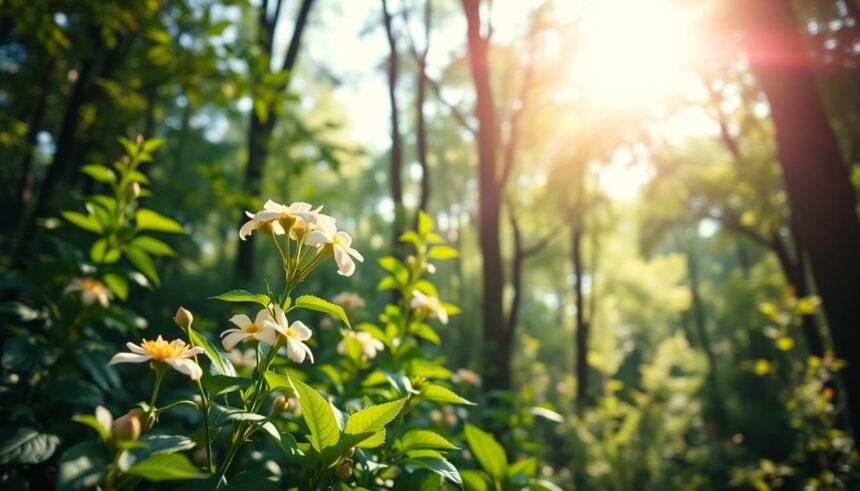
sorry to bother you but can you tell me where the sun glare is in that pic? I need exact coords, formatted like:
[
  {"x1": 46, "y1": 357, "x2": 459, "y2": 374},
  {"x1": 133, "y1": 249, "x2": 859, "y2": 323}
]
[{"x1": 572, "y1": 0, "x2": 697, "y2": 110}]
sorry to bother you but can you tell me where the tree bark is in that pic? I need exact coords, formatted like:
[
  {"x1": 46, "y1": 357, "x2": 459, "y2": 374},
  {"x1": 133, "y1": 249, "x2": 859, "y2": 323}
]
[
  {"x1": 382, "y1": 0, "x2": 405, "y2": 254},
  {"x1": 742, "y1": 0, "x2": 860, "y2": 438},
  {"x1": 462, "y1": 0, "x2": 507, "y2": 391},
  {"x1": 415, "y1": 0, "x2": 431, "y2": 216},
  {"x1": 236, "y1": 0, "x2": 315, "y2": 278}
]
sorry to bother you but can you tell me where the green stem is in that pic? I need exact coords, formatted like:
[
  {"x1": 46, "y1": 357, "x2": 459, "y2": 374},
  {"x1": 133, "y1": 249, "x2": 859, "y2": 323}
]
[
  {"x1": 195, "y1": 379, "x2": 215, "y2": 472},
  {"x1": 155, "y1": 399, "x2": 199, "y2": 414},
  {"x1": 215, "y1": 437, "x2": 242, "y2": 489},
  {"x1": 149, "y1": 365, "x2": 167, "y2": 408}
]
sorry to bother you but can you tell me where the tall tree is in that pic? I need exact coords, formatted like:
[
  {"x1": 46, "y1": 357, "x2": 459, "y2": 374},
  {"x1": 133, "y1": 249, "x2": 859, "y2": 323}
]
[
  {"x1": 381, "y1": 0, "x2": 405, "y2": 254},
  {"x1": 741, "y1": 0, "x2": 860, "y2": 438},
  {"x1": 236, "y1": 0, "x2": 315, "y2": 278}
]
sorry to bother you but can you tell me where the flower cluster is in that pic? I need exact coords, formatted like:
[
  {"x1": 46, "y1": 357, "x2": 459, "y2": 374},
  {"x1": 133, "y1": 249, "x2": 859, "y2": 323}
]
[
  {"x1": 221, "y1": 307, "x2": 314, "y2": 364},
  {"x1": 240, "y1": 200, "x2": 364, "y2": 277}
]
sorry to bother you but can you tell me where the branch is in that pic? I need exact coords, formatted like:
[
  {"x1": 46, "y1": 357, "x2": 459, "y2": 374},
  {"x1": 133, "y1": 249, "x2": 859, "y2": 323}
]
[{"x1": 402, "y1": 8, "x2": 476, "y2": 136}]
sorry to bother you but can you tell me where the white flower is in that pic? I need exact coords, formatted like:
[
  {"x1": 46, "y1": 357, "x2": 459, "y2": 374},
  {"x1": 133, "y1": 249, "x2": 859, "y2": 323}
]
[
  {"x1": 305, "y1": 216, "x2": 364, "y2": 276},
  {"x1": 411, "y1": 290, "x2": 449, "y2": 325},
  {"x1": 220, "y1": 309, "x2": 279, "y2": 350},
  {"x1": 108, "y1": 335, "x2": 205, "y2": 380},
  {"x1": 226, "y1": 348, "x2": 257, "y2": 369},
  {"x1": 337, "y1": 330, "x2": 385, "y2": 360},
  {"x1": 332, "y1": 292, "x2": 366, "y2": 311},
  {"x1": 239, "y1": 200, "x2": 318, "y2": 240},
  {"x1": 64, "y1": 278, "x2": 113, "y2": 307},
  {"x1": 452, "y1": 368, "x2": 482, "y2": 387},
  {"x1": 264, "y1": 306, "x2": 314, "y2": 364}
]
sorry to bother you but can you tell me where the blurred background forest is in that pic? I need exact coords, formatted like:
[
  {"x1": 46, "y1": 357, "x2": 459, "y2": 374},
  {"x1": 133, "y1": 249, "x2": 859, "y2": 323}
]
[{"x1": 2, "y1": 0, "x2": 860, "y2": 489}]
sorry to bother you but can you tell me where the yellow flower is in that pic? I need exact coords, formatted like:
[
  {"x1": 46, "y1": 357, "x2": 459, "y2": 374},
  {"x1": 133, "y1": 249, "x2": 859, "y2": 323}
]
[
  {"x1": 264, "y1": 306, "x2": 314, "y2": 364},
  {"x1": 64, "y1": 278, "x2": 113, "y2": 307},
  {"x1": 108, "y1": 335, "x2": 204, "y2": 380}
]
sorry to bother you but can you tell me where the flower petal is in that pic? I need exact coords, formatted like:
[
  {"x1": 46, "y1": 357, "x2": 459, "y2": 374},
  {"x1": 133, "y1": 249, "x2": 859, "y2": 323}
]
[
  {"x1": 108, "y1": 352, "x2": 152, "y2": 365},
  {"x1": 334, "y1": 246, "x2": 355, "y2": 277},
  {"x1": 239, "y1": 219, "x2": 258, "y2": 240},
  {"x1": 179, "y1": 346, "x2": 205, "y2": 359},
  {"x1": 286, "y1": 339, "x2": 306, "y2": 364},
  {"x1": 264, "y1": 199, "x2": 283, "y2": 211},
  {"x1": 230, "y1": 314, "x2": 252, "y2": 329},
  {"x1": 347, "y1": 247, "x2": 364, "y2": 263},
  {"x1": 127, "y1": 342, "x2": 147, "y2": 354},
  {"x1": 289, "y1": 321, "x2": 312, "y2": 341},
  {"x1": 301, "y1": 342, "x2": 315, "y2": 364},
  {"x1": 437, "y1": 308, "x2": 449, "y2": 325},
  {"x1": 166, "y1": 358, "x2": 203, "y2": 380},
  {"x1": 222, "y1": 331, "x2": 250, "y2": 351},
  {"x1": 254, "y1": 309, "x2": 274, "y2": 327},
  {"x1": 256, "y1": 326, "x2": 279, "y2": 347},
  {"x1": 305, "y1": 230, "x2": 329, "y2": 247},
  {"x1": 335, "y1": 231, "x2": 352, "y2": 248}
]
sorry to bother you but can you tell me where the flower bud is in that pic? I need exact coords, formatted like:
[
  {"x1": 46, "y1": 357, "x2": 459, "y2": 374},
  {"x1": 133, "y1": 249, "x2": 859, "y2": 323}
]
[
  {"x1": 130, "y1": 182, "x2": 141, "y2": 198},
  {"x1": 271, "y1": 395, "x2": 290, "y2": 415},
  {"x1": 113, "y1": 409, "x2": 143, "y2": 442},
  {"x1": 335, "y1": 462, "x2": 352, "y2": 480},
  {"x1": 174, "y1": 306, "x2": 193, "y2": 330},
  {"x1": 342, "y1": 447, "x2": 355, "y2": 459}
]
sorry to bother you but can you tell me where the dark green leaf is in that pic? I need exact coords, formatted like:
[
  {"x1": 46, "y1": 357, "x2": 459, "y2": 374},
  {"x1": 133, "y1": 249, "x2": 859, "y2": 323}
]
[
  {"x1": 209, "y1": 289, "x2": 270, "y2": 307},
  {"x1": 464, "y1": 424, "x2": 508, "y2": 480},
  {"x1": 0, "y1": 428, "x2": 60, "y2": 464},
  {"x1": 57, "y1": 441, "x2": 109, "y2": 491},
  {"x1": 126, "y1": 453, "x2": 207, "y2": 481}
]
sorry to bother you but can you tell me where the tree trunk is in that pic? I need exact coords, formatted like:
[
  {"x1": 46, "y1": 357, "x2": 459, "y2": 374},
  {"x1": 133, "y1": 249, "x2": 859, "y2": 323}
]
[
  {"x1": 572, "y1": 221, "x2": 589, "y2": 413},
  {"x1": 14, "y1": 58, "x2": 53, "y2": 220},
  {"x1": 462, "y1": 0, "x2": 507, "y2": 391},
  {"x1": 743, "y1": 0, "x2": 860, "y2": 438},
  {"x1": 382, "y1": 0, "x2": 405, "y2": 254},
  {"x1": 416, "y1": 0, "x2": 431, "y2": 217},
  {"x1": 235, "y1": 0, "x2": 315, "y2": 278}
]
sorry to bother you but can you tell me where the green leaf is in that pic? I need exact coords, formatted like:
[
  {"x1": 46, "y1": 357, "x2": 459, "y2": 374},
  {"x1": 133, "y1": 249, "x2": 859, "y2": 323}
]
[
  {"x1": 294, "y1": 295, "x2": 350, "y2": 328},
  {"x1": 427, "y1": 245, "x2": 458, "y2": 260},
  {"x1": 203, "y1": 374, "x2": 253, "y2": 396},
  {"x1": 343, "y1": 397, "x2": 407, "y2": 446},
  {"x1": 420, "y1": 384, "x2": 475, "y2": 405},
  {"x1": 91, "y1": 239, "x2": 121, "y2": 264},
  {"x1": 526, "y1": 480, "x2": 565, "y2": 491},
  {"x1": 0, "y1": 428, "x2": 60, "y2": 464},
  {"x1": 289, "y1": 376, "x2": 341, "y2": 464},
  {"x1": 210, "y1": 289, "x2": 270, "y2": 307},
  {"x1": 135, "y1": 209, "x2": 184, "y2": 233},
  {"x1": 509, "y1": 457, "x2": 537, "y2": 478},
  {"x1": 399, "y1": 231, "x2": 422, "y2": 247},
  {"x1": 57, "y1": 441, "x2": 109, "y2": 491},
  {"x1": 126, "y1": 452, "x2": 207, "y2": 481},
  {"x1": 72, "y1": 406, "x2": 113, "y2": 442},
  {"x1": 124, "y1": 245, "x2": 159, "y2": 286},
  {"x1": 189, "y1": 328, "x2": 237, "y2": 377},
  {"x1": 397, "y1": 430, "x2": 458, "y2": 452},
  {"x1": 417, "y1": 211, "x2": 434, "y2": 235},
  {"x1": 131, "y1": 236, "x2": 175, "y2": 256},
  {"x1": 464, "y1": 424, "x2": 508, "y2": 480},
  {"x1": 263, "y1": 370, "x2": 293, "y2": 392},
  {"x1": 102, "y1": 273, "x2": 128, "y2": 300},
  {"x1": 62, "y1": 211, "x2": 102, "y2": 233},
  {"x1": 355, "y1": 430, "x2": 385, "y2": 449},
  {"x1": 412, "y1": 323, "x2": 441, "y2": 344},
  {"x1": 141, "y1": 137, "x2": 165, "y2": 153},
  {"x1": 407, "y1": 457, "x2": 463, "y2": 489},
  {"x1": 81, "y1": 164, "x2": 116, "y2": 183},
  {"x1": 119, "y1": 434, "x2": 196, "y2": 471},
  {"x1": 460, "y1": 470, "x2": 491, "y2": 491},
  {"x1": 376, "y1": 276, "x2": 401, "y2": 291}
]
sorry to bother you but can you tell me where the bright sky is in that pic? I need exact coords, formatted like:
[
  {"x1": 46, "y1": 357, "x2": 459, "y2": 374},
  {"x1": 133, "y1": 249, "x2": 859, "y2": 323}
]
[{"x1": 298, "y1": 0, "x2": 720, "y2": 200}]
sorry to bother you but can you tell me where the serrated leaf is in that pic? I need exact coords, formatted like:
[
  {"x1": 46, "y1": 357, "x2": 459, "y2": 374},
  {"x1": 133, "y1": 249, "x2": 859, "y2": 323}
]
[
  {"x1": 289, "y1": 376, "x2": 341, "y2": 464},
  {"x1": 62, "y1": 211, "x2": 102, "y2": 233},
  {"x1": 81, "y1": 164, "x2": 116, "y2": 183},
  {"x1": 210, "y1": 290, "x2": 270, "y2": 307},
  {"x1": 0, "y1": 428, "x2": 60, "y2": 464},
  {"x1": 397, "y1": 430, "x2": 459, "y2": 452},
  {"x1": 126, "y1": 452, "x2": 207, "y2": 481},
  {"x1": 464, "y1": 424, "x2": 508, "y2": 480},
  {"x1": 293, "y1": 295, "x2": 350, "y2": 328},
  {"x1": 356, "y1": 430, "x2": 386, "y2": 449},
  {"x1": 343, "y1": 398, "x2": 407, "y2": 447},
  {"x1": 135, "y1": 209, "x2": 184, "y2": 233},
  {"x1": 131, "y1": 236, "x2": 175, "y2": 256}
]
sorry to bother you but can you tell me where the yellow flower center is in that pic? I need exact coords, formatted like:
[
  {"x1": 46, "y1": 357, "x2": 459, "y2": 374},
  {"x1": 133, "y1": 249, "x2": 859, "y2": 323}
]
[
  {"x1": 82, "y1": 279, "x2": 104, "y2": 293},
  {"x1": 243, "y1": 323, "x2": 262, "y2": 334},
  {"x1": 140, "y1": 336, "x2": 191, "y2": 360},
  {"x1": 285, "y1": 327, "x2": 300, "y2": 339}
]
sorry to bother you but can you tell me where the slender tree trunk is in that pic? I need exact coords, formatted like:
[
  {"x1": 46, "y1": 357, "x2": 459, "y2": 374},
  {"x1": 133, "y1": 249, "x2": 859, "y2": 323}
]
[
  {"x1": 382, "y1": 0, "x2": 405, "y2": 253},
  {"x1": 742, "y1": 0, "x2": 860, "y2": 438},
  {"x1": 415, "y1": 0, "x2": 431, "y2": 217},
  {"x1": 14, "y1": 58, "x2": 53, "y2": 220},
  {"x1": 462, "y1": 0, "x2": 508, "y2": 391},
  {"x1": 236, "y1": 0, "x2": 315, "y2": 278},
  {"x1": 572, "y1": 221, "x2": 588, "y2": 413}
]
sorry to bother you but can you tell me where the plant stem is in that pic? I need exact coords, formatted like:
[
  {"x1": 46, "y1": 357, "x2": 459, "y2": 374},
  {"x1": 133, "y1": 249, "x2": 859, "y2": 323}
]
[
  {"x1": 149, "y1": 365, "x2": 166, "y2": 408},
  {"x1": 195, "y1": 379, "x2": 215, "y2": 472}
]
